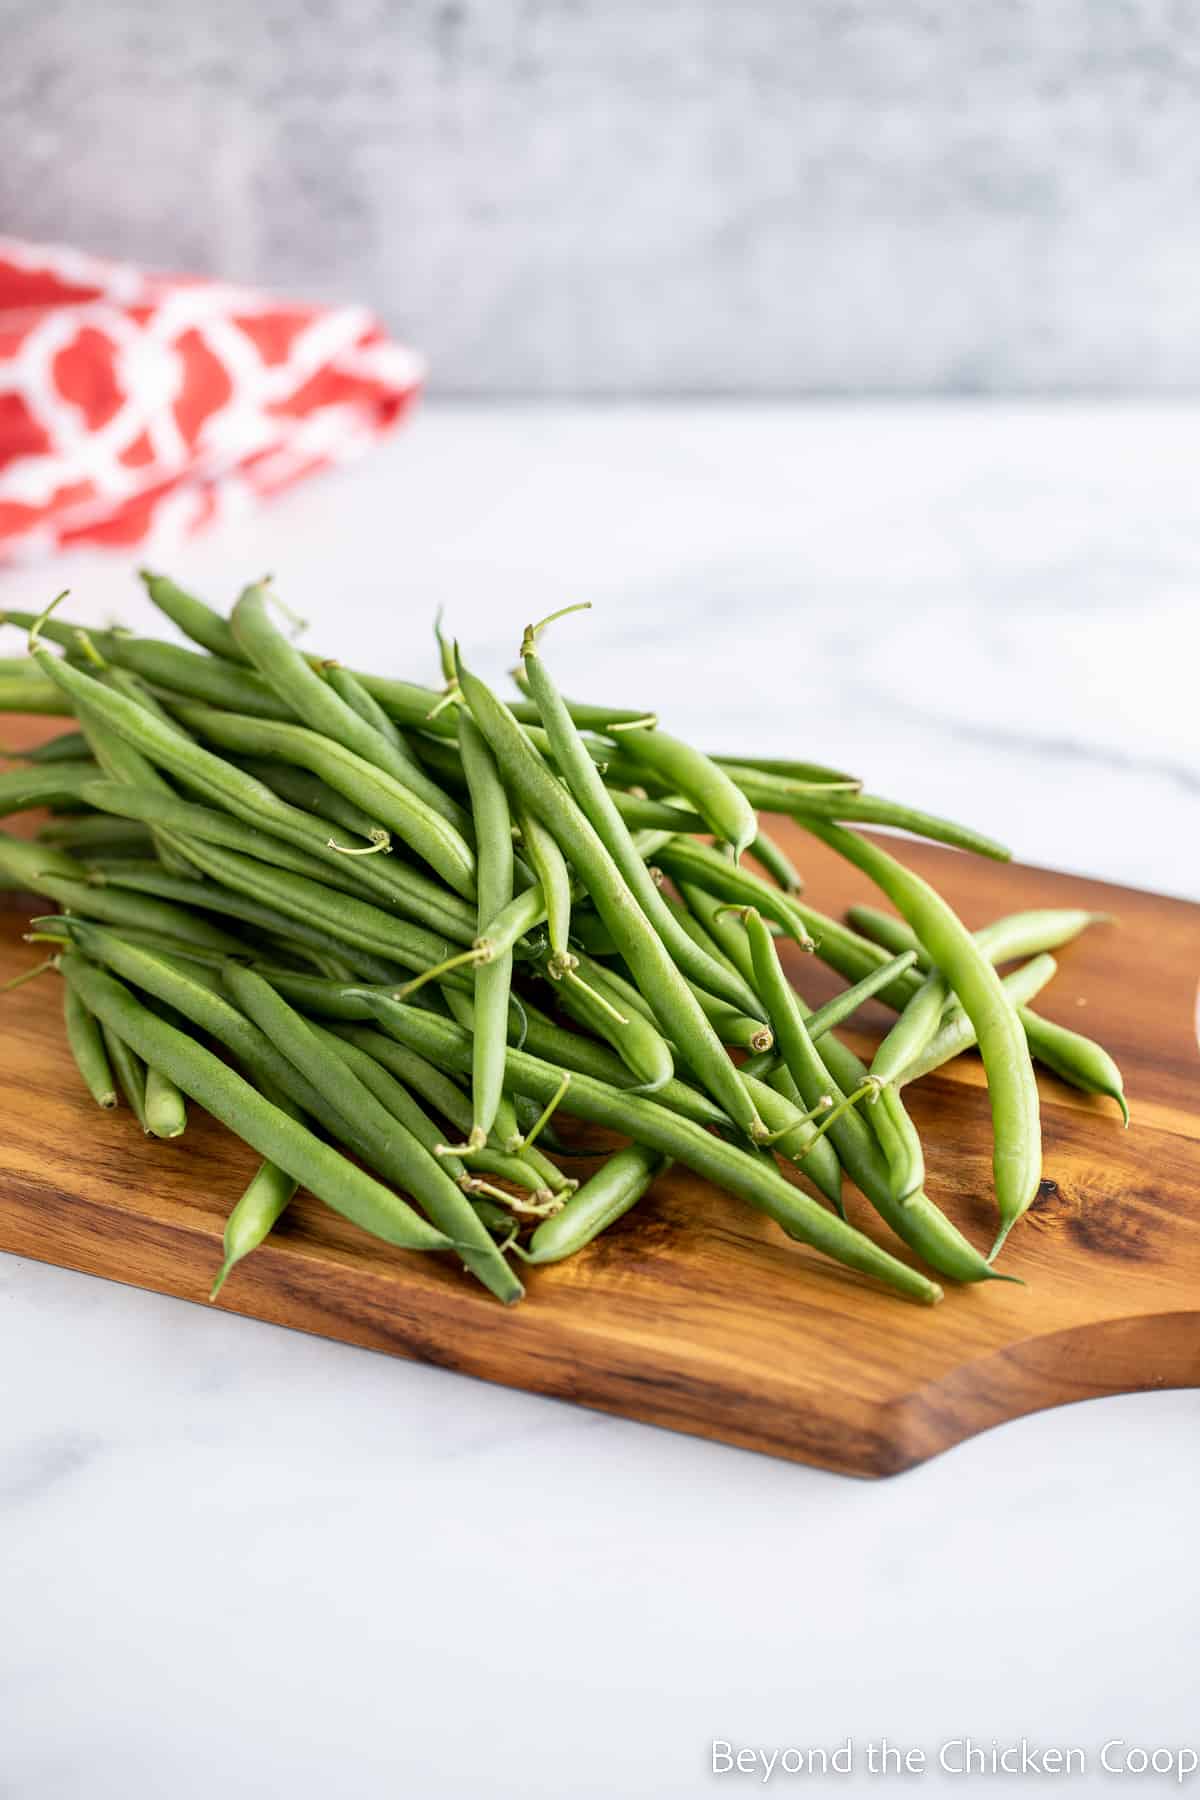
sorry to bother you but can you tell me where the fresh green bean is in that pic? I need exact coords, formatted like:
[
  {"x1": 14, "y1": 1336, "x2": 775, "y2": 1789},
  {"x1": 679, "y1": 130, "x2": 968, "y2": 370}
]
[
  {"x1": 665, "y1": 839, "x2": 920, "y2": 1009},
  {"x1": 39, "y1": 816, "x2": 156, "y2": 857},
  {"x1": 37, "y1": 873, "x2": 249, "y2": 954},
  {"x1": 716, "y1": 768, "x2": 1012, "y2": 862},
  {"x1": 21, "y1": 730, "x2": 91, "y2": 764},
  {"x1": 59, "y1": 940, "x2": 463, "y2": 1259},
  {"x1": 79, "y1": 777, "x2": 476, "y2": 940},
  {"x1": 517, "y1": 638, "x2": 769, "y2": 1022},
  {"x1": 520, "y1": 1146, "x2": 668, "y2": 1264},
  {"x1": 60, "y1": 924, "x2": 468, "y2": 1238},
  {"x1": 515, "y1": 803, "x2": 575, "y2": 972},
  {"x1": 231, "y1": 583, "x2": 468, "y2": 830},
  {"x1": 739, "y1": 1072, "x2": 844, "y2": 1206},
  {"x1": 1010, "y1": 1007, "x2": 1129, "y2": 1125},
  {"x1": 0, "y1": 830, "x2": 85, "y2": 888},
  {"x1": 171, "y1": 702, "x2": 477, "y2": 898},
  {"x1": 223, "y1": 964, "x2": 520, "y2": 1301},
  {"x1": 229, "y1": 755, "x2": 391, "y2": 845},
  {"x1": 108, "y1": 633, "x2": 295, "y2": 718},
  {"x1": 804, "y1": 821, "x2": 1041, "y2": 1256},
  {"x1": 900, "y1": 956, "x2": 1059, "y2": 1085},
  {"x1": 102, "y1": 1020, "x2": 149, "y2": 1128},
  {"x1": 804, "y1": 953, "x2": 920, "y2": 1041},
  {"x1": 713, "y1": 754, "x2": 861, "y2": 789},
  {"x1": 846, "y1": 907, "x2": 1127, "y2": 1117},
  {"x1": 457, "y1": 710, "x2": 516, "y2": 1147},
  {"x1": 210, "y1": 1089, "x2": 303, "y2": 1299},
  {"x1": 30, "y1": 652, "x2": 447, "y2": 913},
  {"x1": 871, "y1": 968, "x2": 950, "y2": 1087},
  {"x1": 0, "y1": 676, "x2": 72, "y2": 716},
  {"x1": 749, "y1": 827, "x2": 805, "y2": 893},
  {"x1": 612, "y1": 725, "x2": 757, "y2": 858},
  {"x1": 847, "y1": 904, "x2": 1108, "y2": 971},
  {"x1": 457, "y1": 649, "x2": 768, "y2": 1139},
  {"x1": 144, "y1": 1065, "x2": 188, "y2": 1138},
  {"x1": 140, "y1": 571, "x2": 246, "y2": 661},
  {"x1": 0, "y1": 761, "x2": 99, "y2": 815},
  {"x1": 359, "y1": 991, "x2": 943, "y2": 1304},
  {"x1": 63, "y1": 984, "x2": 117, "y2": 1108},
  {"x1": 745, "y1": 920, "x2": 1000, "y2": 1283},
  {"x1": 545, "y1": 952, "x2": 675, "y2": 1093},
  {"x1": 144, "y1": 837, "x2": 444, "y2": 982}
]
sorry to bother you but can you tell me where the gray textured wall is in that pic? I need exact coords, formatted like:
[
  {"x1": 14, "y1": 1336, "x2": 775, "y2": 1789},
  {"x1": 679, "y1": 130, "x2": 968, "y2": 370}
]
[{"x1": 4, "y1": 0, "x2": 1198, "y2": 395}]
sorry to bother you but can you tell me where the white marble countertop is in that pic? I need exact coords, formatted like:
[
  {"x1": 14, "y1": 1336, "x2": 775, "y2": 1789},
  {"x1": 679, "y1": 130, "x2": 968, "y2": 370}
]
[{"x1": 1, "y1": 404, "x2": 1197, "y2": 1798}]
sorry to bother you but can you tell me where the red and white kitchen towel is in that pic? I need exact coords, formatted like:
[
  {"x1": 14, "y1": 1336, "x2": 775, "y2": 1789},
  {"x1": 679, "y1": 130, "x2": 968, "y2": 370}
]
[{"x1": 0, "y1": 237, "x2": 424, "y2": 562}]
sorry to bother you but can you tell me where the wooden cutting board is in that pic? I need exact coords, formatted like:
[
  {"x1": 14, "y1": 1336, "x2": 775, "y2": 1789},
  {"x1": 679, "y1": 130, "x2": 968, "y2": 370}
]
[{"x1": 1, "y1": 804, "x2": 1196, "y2": 1477}]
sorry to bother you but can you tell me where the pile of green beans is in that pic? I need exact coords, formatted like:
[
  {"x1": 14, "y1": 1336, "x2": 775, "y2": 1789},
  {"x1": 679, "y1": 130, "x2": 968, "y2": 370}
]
[{"x1": 0, "y1": 578, "x2": 1128, "y2": 1310}]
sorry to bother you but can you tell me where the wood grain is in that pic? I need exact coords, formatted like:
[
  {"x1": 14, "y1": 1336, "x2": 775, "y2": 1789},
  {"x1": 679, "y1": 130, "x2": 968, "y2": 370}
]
[{"x1": 1, "y1": 786, "x2": 1196, "y2": 1477}]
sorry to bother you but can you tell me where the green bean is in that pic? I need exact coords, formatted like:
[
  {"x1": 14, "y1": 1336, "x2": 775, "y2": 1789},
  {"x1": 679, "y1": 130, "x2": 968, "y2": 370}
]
[
  {"x1": 0, "y1": 830, "x2": 85, "y2": 888},
  {"x1": 108, "y1": 633, "x2": 295, "y2": 719},
  {"x1": 546, "y1": 953, "x2": 676, "y2": 1093},
  {"x1": 171, "y1": 703, "x2": 477, "y2": 898},
  {"x1": 322, "y1": 662, "x2": 412, "y2": 758},
  {"x1": 612, "y1": 725, "x2": 757, "y2": 858},
  {"x1": 847, "y1": 904, "x2": 1108, "y2": 971},
  {"x1": 515, "y1": 803, "x2": 575, "y2": 971},
  {"x1": 803, "y1": 953, "x2": 920, "y2": 1040},
  {"x1": 21, "y1": 730, "x2": 91, "y2": 764},
  {"x1": 519, "y1": 1146, "x2": 668, "y2": 1264},
  {"x1": 210, "y1": 1086, "x2": 304, "y2": 1299},
  {"x1": 231, "y1": 584, "x2": 468, "y2": 830},
  {"x1": 665, "y1": 839, "x2": 920, "y2": 1009},
  {"x1": 713, "y1": 754, "x2": 861, "y2": 789},
  {"x1": 608, "y1": 790, "x2": 706, "y2": 833},
  {"x1": 871, "y1": 968, "x2": 950, "y2": 1087},
  {"x1": 39, "y1": 816, "x2": 156, "y2": 857},
  {"x1": 324, "y1": 1026, "x2": 548, "y2": 1185},
  {"x1": 143, "y1": 838, "x2": 444, "y2": 982},
  {"x1": 0, "y1": 676, "x2": 72, "y2": 715},
  {"x1": 37, "y1": 873, "x2": 249, "y2": 954},
  {"x1": 359, "y1": 991, "x2": 943, "y2": 1303},
  {"x1": 750, "y1": 827, "x2": 805, "y2": 893},
  {"x1": 804, "y1": 822, "x2": 1041, "y2": 1256},
  {"x1": 663, "y1": 895, "x2": 747, "y2": 987},
  {"x1": 678, "y1": 881, "x2": 759, "y2": 989},
  {"x1": 516, "y1": 640, "x2": 769, "y2": 1024},
  {"x1": 229, "y1": 755, "x2": 390, "y2": 844},
  {"x1": 101, "y1": 1020, "x2": 148, "y2": 1128},
  {"x1": 1010, "y1": 1007, "x2": 1129, "y2": 1125},
  {"x1": 140, "y1": 571, "x2": 246, "y2": 661},
  {"x1": 716, "y1": 768, "x2": 1012, "y2": 862},
  {"x1": 900, "y1": 956, "x2": 1059, "y2": 1085},
  {"x1": 867, "y1": 1082, "x2": 925, "y2": 1204},
  {"x1": 63, "y1": 984, "x2": 117, "y2": 1108},
  {"x1": 744, "y1": 922, "x2": 999, "y2": 1283},
  {"x1": 846, "y1": 907, "x2": 1126, "y2": 1117},
  {"x1": 74, "y1": 667, "x2": 198, "y2": 877},
  {"x1": 79, "y1": 777, "x2": 476, "y2": 941},
  {"x1": 144, "y1": 1065, "x2": 188, "y2": 1139},
  {"x1": 0, "y1": 761, "x2": 99, "y2": 815},
  {"x1": 61, "y1": 922, "x2": 454, "y2": 1218},
  {"x1": 457, "y1": 710, "x2": 515, "y2": 1147},
  {"x1": 739, "y1": 1072, "x2": 844, "y2": 1206},
  {"x1": 62, "y1": 951, "x2": 461, "y2": 1254},
  {"x1": 223, "y1": 965, "x2": 520, "y2": 1301},
  {"x1": 30, "y1": 652, "x2": 444, "y2": 911},
  {"x1": 457, "y1": 650, "x2": 767, "y2": 1138}
]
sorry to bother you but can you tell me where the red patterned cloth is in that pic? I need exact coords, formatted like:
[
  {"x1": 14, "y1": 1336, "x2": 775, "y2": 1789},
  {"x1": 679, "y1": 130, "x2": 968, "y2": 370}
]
[{"x1": 0, "y1": 238, "x2": 424, "y2": 562}]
